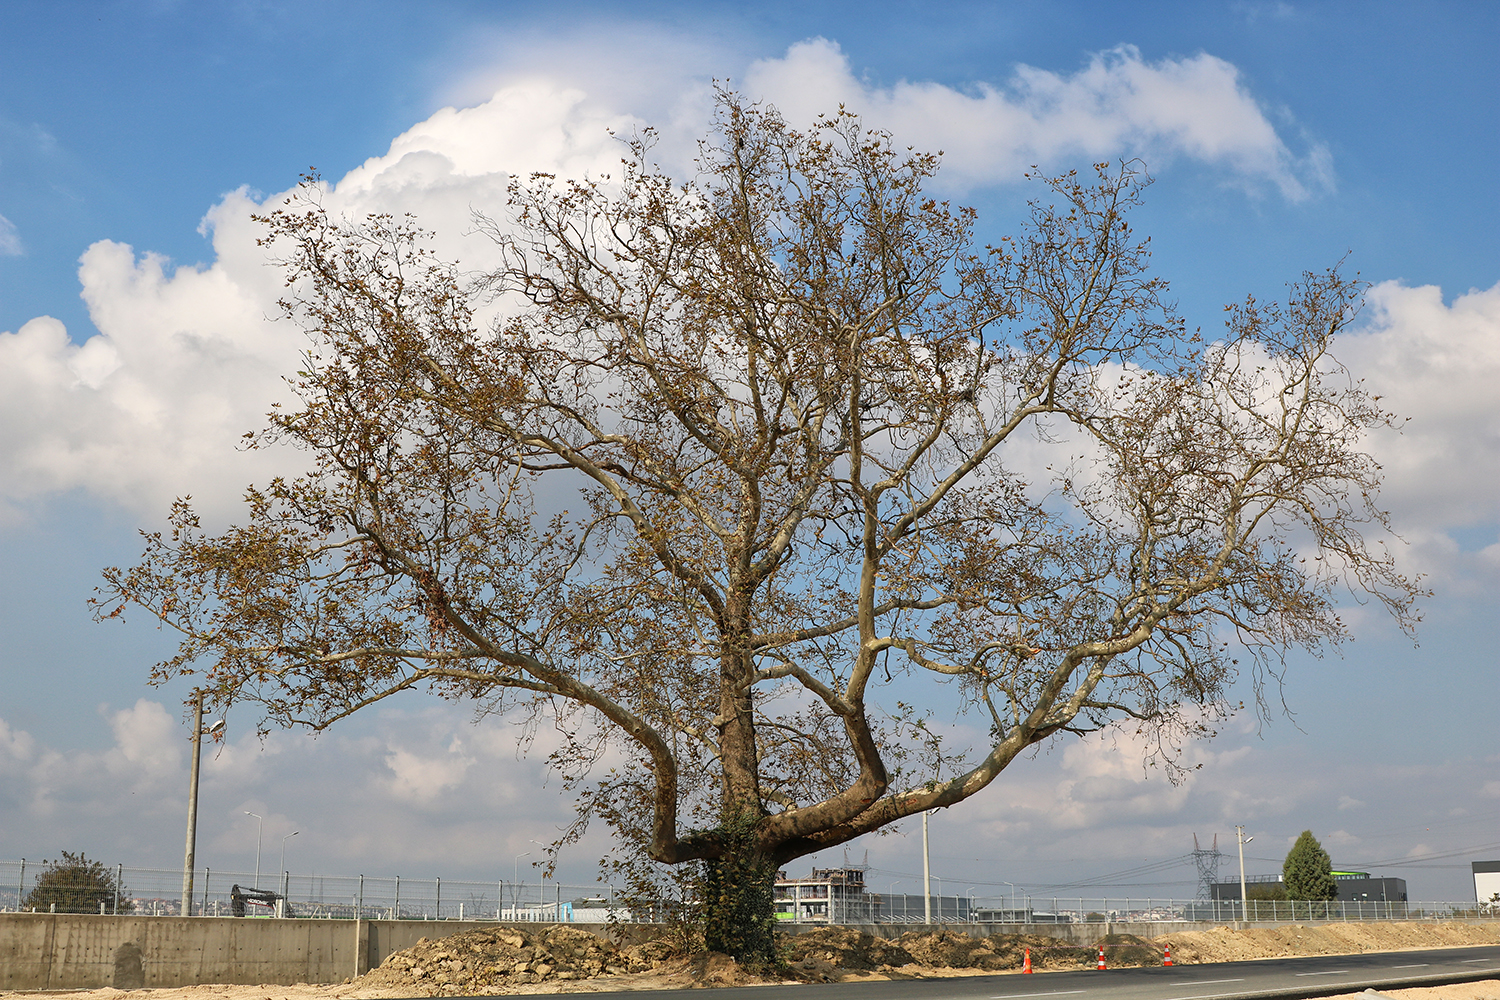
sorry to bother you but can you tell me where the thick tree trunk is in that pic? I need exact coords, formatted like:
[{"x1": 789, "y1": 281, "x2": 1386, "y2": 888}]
[
  {"x1": 700, "y1": 819, "x2": 779, "y2": 966},
  {"x1": 707, "y1": 593, "x2": 779, "y2": 966}
]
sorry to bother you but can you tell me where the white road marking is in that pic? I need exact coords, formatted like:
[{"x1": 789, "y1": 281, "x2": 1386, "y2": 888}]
[
  {"x1": 1097, "y1": 980, "x2": 1247, "y2": 1000},
  {"x1": 1295, "y1": 969, "x2": 1350, "y2": 976},
  {"x1": 1390, "y1": 964, "x2": 1429, "y2": 968},
  {"x1": 990, "y1": 992, "x2": 1086, "y2": 998},
  {"x1": 1460, "y1": 959, "x2": 1494, "y2": 963}
]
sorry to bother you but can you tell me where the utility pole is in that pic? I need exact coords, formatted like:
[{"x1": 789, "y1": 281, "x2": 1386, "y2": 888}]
[
  {"x1": 1236, "y1": 826, "x2": 1253, "y2": 920},
  {"x1": 922, "y1": 810, "x2": 932, "y2": 925},
  {"x1": 181, "y1": 695, "x2": 220, "y2": 916}
]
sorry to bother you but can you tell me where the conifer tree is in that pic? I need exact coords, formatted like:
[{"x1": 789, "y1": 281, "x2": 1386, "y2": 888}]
[{"x1": 1282, "y1": 830, "x2": 1337, "y2": 901}]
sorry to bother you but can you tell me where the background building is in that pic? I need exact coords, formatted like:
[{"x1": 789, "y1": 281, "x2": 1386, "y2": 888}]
[
  {"x1": 773, "y1": 868, "x2": 881, "y2": 923},
  {"x1": 1473, "y1": 862, "x2": 1500, "y2": 907},
  {"x1": 1211, "y1": 872, "x2": 1408, "y2": 903}
]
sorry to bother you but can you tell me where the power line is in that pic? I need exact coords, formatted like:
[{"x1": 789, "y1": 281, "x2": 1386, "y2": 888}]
[
  {"x1": 1350, "y1": 840, "x2": 1500, "y2": 869},
  {"x1": 865, "y1": 854, "x2": 1199, "y2": 894}
]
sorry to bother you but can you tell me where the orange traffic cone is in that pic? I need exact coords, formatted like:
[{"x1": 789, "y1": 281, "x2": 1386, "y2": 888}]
[
  {"x1": 1096, "y1": 946, "x2": 1107, "y2": 971},
  {"x1": 1163, "y1": 946, "x2": 1173, "y2": 967},
  {"x1": 1022, "y1": 947, "x2": 1033, "y2": 974}
]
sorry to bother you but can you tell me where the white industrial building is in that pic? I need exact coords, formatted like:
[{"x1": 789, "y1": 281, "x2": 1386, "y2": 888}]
[
  {"x1": 774, "y1": 868, "x2": 881, "y2": 924},
  {"x1": 1474, "y1": 861, "x2": 1500, "y2": 909}
]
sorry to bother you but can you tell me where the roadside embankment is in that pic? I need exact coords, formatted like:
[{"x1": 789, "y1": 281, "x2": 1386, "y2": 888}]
[{"x1": 2, "y1": 913, "x2": 1496, "y2": 995}]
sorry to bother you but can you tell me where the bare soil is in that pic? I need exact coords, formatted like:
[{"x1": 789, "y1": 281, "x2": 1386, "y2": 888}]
[
  {"x1": 6, "y1": 920, "x2": 1497, "y2": 999},
  {"x1": 1321, "y1": 986, "x2": 1500, "y2": 1000}
]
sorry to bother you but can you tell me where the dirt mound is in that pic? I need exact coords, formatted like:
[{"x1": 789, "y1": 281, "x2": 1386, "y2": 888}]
[
  {"x1": 358, "y1": 925, "x2": 654, "y2": 995},
  {"x1": 357, "y1": 925, "x2": 776, "y2": 995},
  {"x1": 779, "y1": 928, "x2": 1163, "y2": 980},
  {"x1": 357, "y1": 925, "x2": 1172, "y2": 992},
  {"x1": 780, "y1": 927, "x2": 914, "y2": 974},
  {"x1": 990, "y1": 932, "x2": 1161, "y2": 971},
  {"x1": 348, "y1": 920, "x2": 1500, "y2": 994},
  {"x1": 1157, "y1": 921, "x2": 1500, "y2": 964}
]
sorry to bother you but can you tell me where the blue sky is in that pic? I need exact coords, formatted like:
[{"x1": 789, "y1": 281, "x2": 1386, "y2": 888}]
[{"x1": 1, "y1": 1, "x2": 1497, "y2": 903}]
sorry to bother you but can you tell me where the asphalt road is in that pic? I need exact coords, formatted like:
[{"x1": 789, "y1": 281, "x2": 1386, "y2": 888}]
[{"x1": 499, "y1": 945, "x2": 1500, "y2": 1000}]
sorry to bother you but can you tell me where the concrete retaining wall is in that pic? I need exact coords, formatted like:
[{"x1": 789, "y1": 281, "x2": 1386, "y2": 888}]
[
  {"x1": 0, "y1": 914, "x2": 660, "y2": 990},
  {"x1": 1, "y1": 914, "x2": 360, "y2": 989}
]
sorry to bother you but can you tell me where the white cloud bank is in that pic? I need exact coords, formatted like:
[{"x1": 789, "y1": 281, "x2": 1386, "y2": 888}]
[
  {"x1": 1335, "y1": 281, "x2": 1500, "y2": 594},
  {"x1": 0, "y1": 699, "x2": 587, "y2": 880},
  {"x1": 745, "y1": 40, "x2": 1332, "y2": 199},
  {"x1": 3, "y1": 700, "x2": 1492, "y2": 898},
  {"x1": 1343, "y1": 281, "x2": 1500, "y2": 530},
  {"x1": 0, "y1": 38, "x2": 1487, "y2": 586}
]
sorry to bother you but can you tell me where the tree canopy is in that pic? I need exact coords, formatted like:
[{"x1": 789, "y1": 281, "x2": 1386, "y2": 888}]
[
  {"x1": 1283, "y1": 830, "x2": 1338, "y2": 901},
  {"x1": 95, "y1": 94, "x2": 1419, "y2": 960},
  {"x1": 22, "y1": 852, "x2": 132, "y2": 914}
]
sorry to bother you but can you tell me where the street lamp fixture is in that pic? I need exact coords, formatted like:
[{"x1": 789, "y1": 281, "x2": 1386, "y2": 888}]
[
  {"x1": 513, "y1": 852, "x2": 531, "y2": 913},
  {"x1": 245, "y1": 811, "x2": 263, "y2": 889},
  {"x1": 280, "y1": 831, "x2": 299, "y2": 881}
]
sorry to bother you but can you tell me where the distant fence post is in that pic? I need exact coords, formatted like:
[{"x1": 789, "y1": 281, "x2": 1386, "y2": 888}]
[
  {"x1": 435, "y1": 877, "x2": 441, "y2": 920},
  {"x1": 357, "y1": 875, "x2": 364, "y2": 920},
  {"x1": 204, "y1": 869, "x2": 211, "y2": 916}
]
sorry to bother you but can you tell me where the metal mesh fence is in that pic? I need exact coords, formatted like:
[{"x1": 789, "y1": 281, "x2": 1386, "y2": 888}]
[
  {"x1": 0, "y1": 860, "x2": 619, "y2": 921},
  {"x1": 862, "y1": 893, "x2": 1495, "y2": 924},
  {"x1": 2, "y1": 860, "x2": 1493, "y2": 924}
]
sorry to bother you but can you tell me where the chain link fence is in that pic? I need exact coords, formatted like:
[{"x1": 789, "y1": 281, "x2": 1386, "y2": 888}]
[
  {"x1": 4, "y1": 860, "x2": 1494, "y2": 924},
  {"x1": 862, "y1": 892, "x2": 1496, "y2": 924},
  {"x1": 0, "y1": 860, "x2": 622, "y2": 921}
]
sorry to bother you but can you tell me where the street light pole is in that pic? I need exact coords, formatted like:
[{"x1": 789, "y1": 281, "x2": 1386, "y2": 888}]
[
  {"x1": 921, "y1": 810, "x2": 932, "y2": 925},
  {"x1": 245, "y1": 811, "x2": 263, "y2": 889},
  {"x1": 280, "y1": 831, "x2": 299, "y2": 882},
  {"x1": 181, "y1": 702, "x2": 222, "y2": 916},
  {"x1": 182, "y1": 694, "x2": 203, "y2": 916},
  {"x1": 1236, "y1": 826, "x2": 1253, "y2": 921}
]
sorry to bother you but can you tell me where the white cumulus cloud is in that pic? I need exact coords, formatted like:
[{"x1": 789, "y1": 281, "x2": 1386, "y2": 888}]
[
  {"x1": 1342, "y1": 280, "x2": 1500, "y2": 531},
  {"x1": 0, "y1": 80, "x2": 634, "y2": 525},
  {"x1": 1330, "y1": 280, "x2": 1500, "y2": 595},
  {"x1": 0, "y1": 41, "x2": 1379, "y2": 529},
  {"x1": 745, "y1": 39, "x2": 1331, "y2": 199}
]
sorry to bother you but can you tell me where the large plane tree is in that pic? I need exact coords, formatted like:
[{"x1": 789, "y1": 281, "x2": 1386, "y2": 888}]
[{"x1": 96, "y1": 95, "x2": 1419, "y2": 962}]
